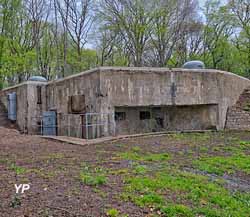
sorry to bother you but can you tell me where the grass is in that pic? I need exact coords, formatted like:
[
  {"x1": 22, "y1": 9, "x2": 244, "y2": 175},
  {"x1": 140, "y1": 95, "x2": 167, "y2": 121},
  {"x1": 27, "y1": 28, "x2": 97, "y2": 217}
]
[
  {"x1": 10, "y1": 163, "x2": 27, "y2": 175},
  {"x1": 119, "y1": 146, "x2": 170, "y2": 162},
  {"x1": 193, "y1": 140, "x2": 250, "y2": 176},
  {"x1": 80, "y1": 165, "x2": 107, "y2": 186},
  {"x1": 132, "y1": 164, "x2": 148, "y2": 175},
  {"x1": 122, "y1": 168, "x2": 250, "y2": 216},
  {"x1": 106, "y1": 208, "x2": 120, "y2": 217},
  {"x1": 2, "y1": 131, "x2": 250, "y2": 216},
  {"x1": 169, "y1": 132, "x2": 211, "y2": 142},
  {"x1": 117, "y1": 134, "x2": 250, "y2": 216},
  {"x1": 9, "y1": 196, "x2": 21, "y2": 208},
  {"x1": 160, "y1": 204, "x2": 193, "y2": 217},
  {"x1": 243, "y1": 104, "x2": 250, "y2": 111},
  {"x1": 193, "y1": 154, "x2": 250, "y2": 175}
]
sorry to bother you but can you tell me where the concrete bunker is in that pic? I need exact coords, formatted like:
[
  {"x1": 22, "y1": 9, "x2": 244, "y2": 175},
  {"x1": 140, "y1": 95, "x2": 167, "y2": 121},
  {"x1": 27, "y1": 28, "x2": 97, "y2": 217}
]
[
  {"x1": 1, "y1": 67, "x2": 250, "y2": 139},
  {"x1": 114, "y1": 104, "x2": 218, "y2": 135}
]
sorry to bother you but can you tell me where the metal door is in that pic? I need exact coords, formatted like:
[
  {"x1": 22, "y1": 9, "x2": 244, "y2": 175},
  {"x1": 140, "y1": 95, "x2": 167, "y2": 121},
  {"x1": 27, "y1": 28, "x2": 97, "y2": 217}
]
[
  {"x1": 42, "y1": 111, "x2": 57, "y2": 136},
  {"x1": 7, "y1": 92, "x2": 17, "y2": 121}
]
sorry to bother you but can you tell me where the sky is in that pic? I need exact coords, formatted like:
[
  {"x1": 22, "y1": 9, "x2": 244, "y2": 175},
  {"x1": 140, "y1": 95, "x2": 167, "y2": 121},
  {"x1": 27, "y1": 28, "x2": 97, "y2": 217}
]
[
  {"x1": 85, "y1": 0, "x2": 228, "y2": 49},
  {"x1": 198, "y1": 0, "x2": 227, "y2": 7}
]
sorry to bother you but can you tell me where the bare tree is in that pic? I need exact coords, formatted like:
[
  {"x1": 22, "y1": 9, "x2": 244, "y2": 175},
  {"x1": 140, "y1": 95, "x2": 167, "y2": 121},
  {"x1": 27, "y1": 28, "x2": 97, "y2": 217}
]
[
  {"x1": 100, "y1": 0, "x2": 154, "y2": 67},
  {"x1": 202, "y1": 0, "x2": 234, "y2": 69},
  {"x1": 25, "y1": 0, "x2": 52, "y2": 78},
  {"x1": 186, "y1": 21, "x2": 204, "y2": 59},
  {"x1": 96, "y1": 28, "x2": 116, "y2": 66},
  {"x1": 229, "y1": 0, "x2": 250, "y2": 75},
  {"x1": 57, "y1": 0, "x2": 93, "y2": 70}
]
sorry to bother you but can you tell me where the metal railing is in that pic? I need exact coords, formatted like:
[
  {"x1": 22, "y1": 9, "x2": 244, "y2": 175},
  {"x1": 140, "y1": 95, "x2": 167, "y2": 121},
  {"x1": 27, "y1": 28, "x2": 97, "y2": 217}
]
[{"x1": 30, "y1": 112, "x2": 116, "y2": 140}]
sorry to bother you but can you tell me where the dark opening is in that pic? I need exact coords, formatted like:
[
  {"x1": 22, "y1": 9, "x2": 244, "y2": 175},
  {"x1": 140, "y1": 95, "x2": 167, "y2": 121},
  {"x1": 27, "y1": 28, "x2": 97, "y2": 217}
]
[
  {"x1": 115, "y1": 112, "x2": 126, "y2": 121},
  {"x1": 155, "y1": 117, "x2": 164, "y2": 128},
  {"x1": 140, "y1": 111, "x2": 151, "y2": 120},
  {"x1": 37, "y1": 86, "x2": 42, "y2": 104},
  {"x1": 69, "y1": 95, "x2": 86, "y2": 114}
]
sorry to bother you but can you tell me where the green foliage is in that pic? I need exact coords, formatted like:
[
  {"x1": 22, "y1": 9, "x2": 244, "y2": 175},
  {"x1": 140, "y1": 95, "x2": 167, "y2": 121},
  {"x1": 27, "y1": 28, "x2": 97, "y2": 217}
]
[
  {"x1": 161, "y1": 204, "x2": 193, "y2": 217},
  {"x1": 122, "y1": 169, "x2": 250, "y2": 216},
  {"x1": 9, "y1": 196, "x2": 21, "y2": 208},
  {"x1": 67, "y1": 48, "x2": 97, "y2": 75},
  {"x1": 133, "y1": 165, "x2": 148, "y2": 175},
  {"x1": 170, "y1": 133, "x2": 210, "y2": 142},
  {"x1": 119, "y1": 146, "x2": 170, "y2": 162},
  {"x1": 10, "y1": 163, "x2": 27, "y2": 175},
  {"x1": 80, "y1": 166, "x2": 107, "y2": 186},
  {"x1": 239, "y1": 141, "x2": 250, "y2": 147},
  {"x1": 193, "y1": 154, "x2": 250, "y2": 175},
  {"x1": 136, "y1": 193, "x2": 164, "y2": 207},
  {"x1": 1, "y1": 0, "x2": 250, "y2": 85},
  {"x1": 106, "y1": 208, "x2": 119, "y2": 217}
]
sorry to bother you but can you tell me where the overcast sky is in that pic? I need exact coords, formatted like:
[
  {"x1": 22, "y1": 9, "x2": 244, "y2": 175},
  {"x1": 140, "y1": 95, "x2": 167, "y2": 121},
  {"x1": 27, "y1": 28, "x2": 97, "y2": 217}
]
[{"x1": 198, "y1": 0, "x2": 227, "y2": 7}]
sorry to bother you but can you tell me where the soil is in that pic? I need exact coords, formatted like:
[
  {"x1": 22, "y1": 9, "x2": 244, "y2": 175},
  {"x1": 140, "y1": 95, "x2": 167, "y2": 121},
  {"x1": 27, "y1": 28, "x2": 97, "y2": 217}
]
[
  {"x1": 0, "y1": 127, "x2": 145, "y2": 217},
  {"x1": 0, "y1": 127, "x2": 249, "y2": 217}
]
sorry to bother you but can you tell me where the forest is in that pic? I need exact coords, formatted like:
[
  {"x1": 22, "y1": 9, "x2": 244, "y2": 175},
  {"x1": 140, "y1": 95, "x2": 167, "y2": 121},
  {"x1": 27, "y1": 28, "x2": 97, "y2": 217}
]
[{"x1": 0, "y1": 0, "x2": 249, "y2": 88}]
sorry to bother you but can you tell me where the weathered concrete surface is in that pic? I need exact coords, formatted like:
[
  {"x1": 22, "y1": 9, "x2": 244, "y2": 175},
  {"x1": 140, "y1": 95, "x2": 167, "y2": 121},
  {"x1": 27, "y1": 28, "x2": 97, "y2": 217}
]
[
  {"x1": 0, "y1": 83, "x2": 28, "y2": 132},
  {"x1": 0, "y1": 81, "x2": 46, "y2": 133},
  {"x1": 41, "y1": 129, "x2": 214, "y2": 146},
  {"x1": 115, "y1": 105, "x2": 218, "y2": 135},
  {"x1": 99, "y1": 67, "x2": 250, "y2": 132},
  {"x1": 1, "y1": 67, "x2": 250, "y2": 137},
  {"x1": 44, "y1": 69, "x2": 101, "y2": 138}
]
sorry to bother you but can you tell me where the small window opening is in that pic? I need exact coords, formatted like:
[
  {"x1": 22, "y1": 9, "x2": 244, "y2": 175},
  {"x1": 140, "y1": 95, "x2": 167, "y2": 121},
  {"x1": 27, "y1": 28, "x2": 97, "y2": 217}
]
[
  {"x1": 37, "y1": 86, "x2": 42, "y2": 104},
  {"x1": 140, "y1": 111, "x2": 151, "y2": 120},
  {"x1": 115, "y1": 112, "x2": 126, "y2": 121}
]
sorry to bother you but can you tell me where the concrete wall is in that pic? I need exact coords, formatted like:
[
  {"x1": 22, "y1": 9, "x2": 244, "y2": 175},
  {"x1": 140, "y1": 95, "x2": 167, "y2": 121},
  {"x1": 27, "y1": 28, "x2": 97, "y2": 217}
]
[
  {"x1": 0, "y1": 83, "x2": 27, "y2": 132},
  {"x1": 45, "y1": 69, "x2": 101, "y2": 113},
  {"x1": 1, "y1": 67, "x2": 250, "y2": 137},
  {"x1": 44, "y1": 69, "x2": 102, "y2": 137},
  {"x1": 99, "y1": 67, "x2": 250, "y2": 131},
  {"x1": 0, "y1": 81, "x2": 46, "y2": 133},
  {"x1": 115, "y1": 105, "x2": 218, "y2": 135}
]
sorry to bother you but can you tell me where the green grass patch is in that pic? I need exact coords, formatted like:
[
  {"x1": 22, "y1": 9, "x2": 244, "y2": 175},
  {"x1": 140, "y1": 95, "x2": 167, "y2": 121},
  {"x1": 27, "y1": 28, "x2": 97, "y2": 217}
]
[
  {"x1": 193, "y1": 153, "x2": 250, "y2": 175},
  {"x1": 0, "y1": 158, "x2": 8, "y2": 164},
  {"x1": 161, "y1": 204, "x2": 193, "y2": 217},
  {"x1": 243, "y1": 104, "x2": 250, "y2": 111},
  {"x1": 133, "y1": 165, "x2": 148, "y2": 175},
  {"x1": 80, "y1": 166, "x2": 107, "y2": 186},
  {"x1": 239, "y1": 141, "x2": 250, "y2": 150},
  {"x1": 122, "y1": 168, "x2": 250, "y2": 216},
  {"x1": 119, "y1": 147, "x2": 170, "y2": 162},
  {"x1": 9, "y1": 163, "x2": 27, "y2": 175},
  {"x1": 170, "y1": 133, "x2": 210, "y2": 142},
  {"x1": 106, "y1": 208, "x2": 120, "y2": 217}
]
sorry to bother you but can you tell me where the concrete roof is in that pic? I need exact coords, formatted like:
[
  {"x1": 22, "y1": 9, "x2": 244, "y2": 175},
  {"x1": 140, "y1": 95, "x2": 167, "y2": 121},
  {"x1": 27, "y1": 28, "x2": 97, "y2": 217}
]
[
  {"x1": 48, "y1": 66, "x2": 250, "y2": 84},
  {"x1": 0, "y1": 81, "x2": 47, "y2": 92},
  {"x1": 1, "y1": 67, "x2": 250, "y2": 91}
]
